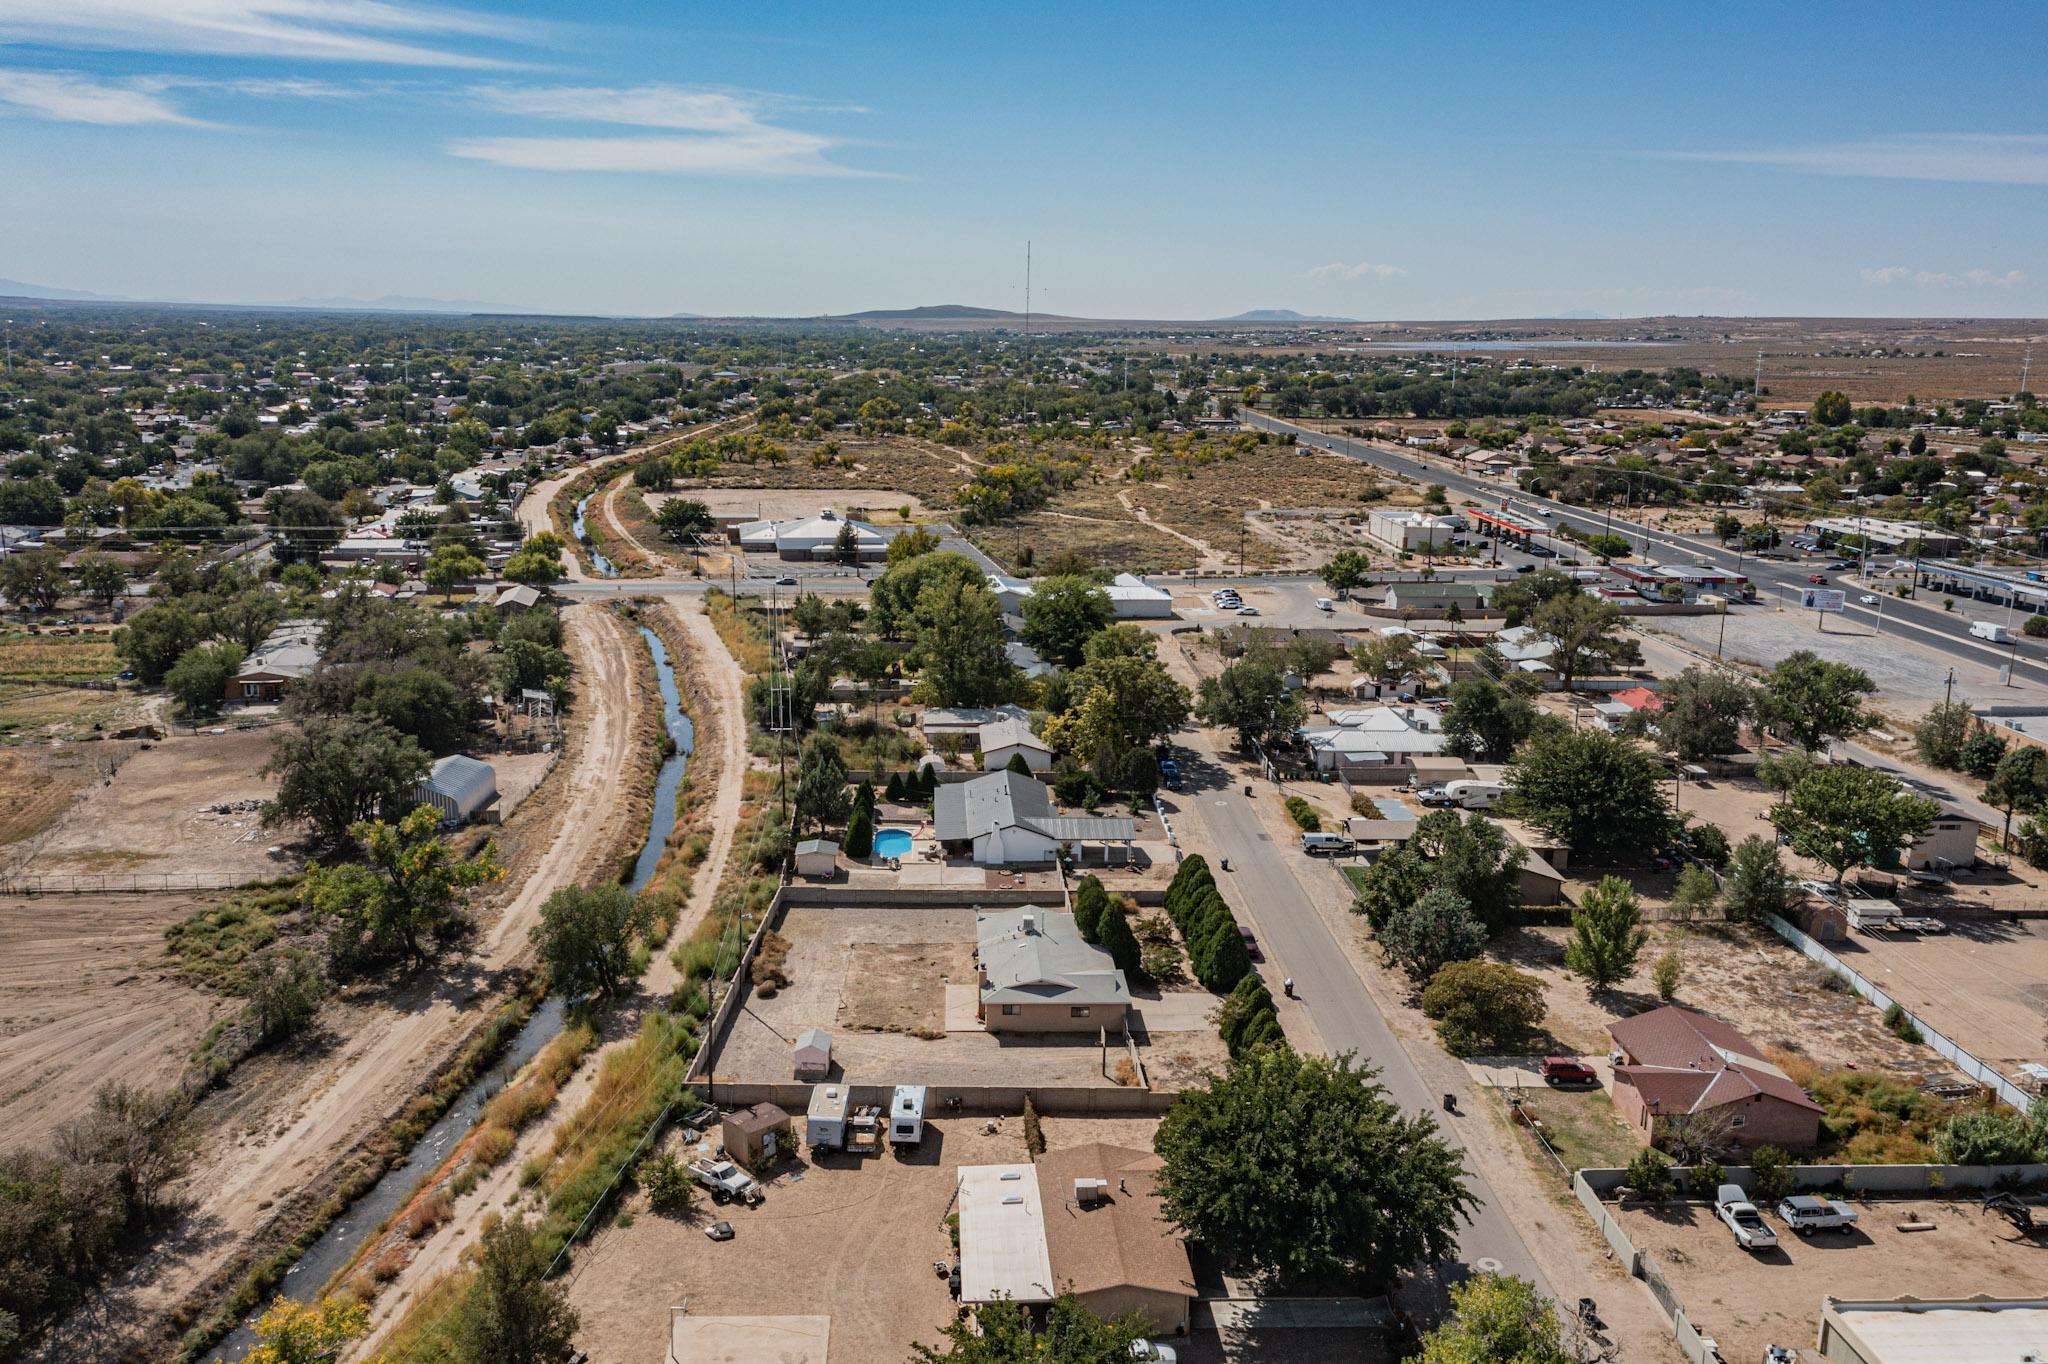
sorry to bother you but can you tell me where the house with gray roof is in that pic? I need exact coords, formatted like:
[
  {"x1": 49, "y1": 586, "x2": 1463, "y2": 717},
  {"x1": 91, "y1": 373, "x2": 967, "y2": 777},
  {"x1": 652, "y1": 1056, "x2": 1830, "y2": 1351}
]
[
  {"x1": 225, "y1": 618, "x2": 323, "y2": 704},
  {"x1": 934, "y1": 770, "x2": 1136, "y2": 865},
  {"x1": 974, "y1": 907, "x2": 1129, "y2": 1032}
]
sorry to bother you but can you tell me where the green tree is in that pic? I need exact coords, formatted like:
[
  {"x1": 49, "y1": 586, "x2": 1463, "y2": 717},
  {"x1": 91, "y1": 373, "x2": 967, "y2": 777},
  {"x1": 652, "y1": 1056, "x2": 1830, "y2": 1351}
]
[
  {"x1": 262, "y1": 715, "x2": 432, "y2": 849},
  {"x1": 907, "y1": 578, "x2": 1017, "y2": 706},
  {"x1": 1411, "y1": 809, "x2": 1525, "y2": 932},
  {"x1": 1097, "y1": 901, "x2": 1144, "y2": 978},
  {"x1": 1, "y1": 545, "x2": 68, "y2": 612},
  {"x1": 1420, "y1": 960, "x2": 1546, "y2": 1057},
  {"x1": 1758, "y1": 650, "x2": 1874, "y2": 751},
  {"x1": 1984, "y1": 745, "x2": 2048, "y2": 849},
  {"x1": 1669, "y1": 863, "x2": 1718, "y2": 921},
  {"x1": 1488, "y1": 567, "x2": 1577, "y2": 628},
  {"x1": 301, "y1": 805, "x2": 499, "y2": 969},
  {"x1": 1071, "y1": 873, "x2": 1111, "y2": 942},
  {"x1": 503, "y1": 533, "x2": 566, "y2": 587},
  {"x1": 653, "y1": 497, "x2": 712, "y2": 542},
  {"x1": 1564, "y1": 875, "x2": 1648, "y2": 994},
  {"x1": 1153, "y1": 1048, "x2": 1476, "y2": 1282},
  {"x1": 454, "y1": 1215, "x2": 581, "y2": 1364},
  {"x1": 1419, "y1": 1273, "x2": 1574, "y2": 1364},
  {"x1": 264, "y1": 488, "x2": 346, "y2": 565},
  {"x1": 1441, "y1": 676, "x2": 1540, "y2": 763},
  {"x1": 1748, "y1": 1145, "x2": 1794, "y2": 1204},
  {"x1": 1532, "y1": 591, "x2": 1629, "y2": 692},
  {"x1": 885, "y1": 522, "x2": 941, "y2": 564},
  {"x1": 1047, "y1": 653, "x2": 1191, "y2": 757},
  {"x1": 74, "y1": 552, "x2": 128, "y2": 610},
  {"x1": 245, "y1": 1295, "x2": 368, "y2": 1364},
  {"x1": 1623, "y1": 1147, "x2": 1675, "y2": 1202},
  {"x1": 1196, "y1": 656, "x2": 1304, "y2": 748},
  {"x1": 1722, "y1": 835, "x2": 1791, "y2": 923},
  {"x1": 425, "y1": 543, "x2": 487, "y2": 598},
  {"x1": 843, "y1": 801, "x2": 874, "y2": 859},
  {"x1": 1959, "y1": 727, "x2": 2010, "y2": 779},
  {"x1": 870, "y1": 549, "x2": 983, "y2": 636},
  {"x1": 911, "y1": 1293, "x2": 1147, "y2": 1364},
  {"x1": 165, "y1": 640, "x2": 245, "y2": 719},
  {"x1": 1935, "y1": 1101, "x2": 2048, "y2": 1165},
  {"x1": 1812, "y1": 390, "x2": 1852, "y2": 427},
  {"x1": 243, "y1": 946, "x2": 329, "y2": 1044},
  {"x1": 1348, "y1": 842, "x2": 1430, "y2": 931},
  {"x1": 1773, "y1": 766, "x2": 1940, "y2": 883},
  {"x1": 1379, "y1": 887, "x2": 1488, "y2": 984},
  {"x1": 1505, "y1": 726, "x2": 1671, "y2": 858},
  {"x1": 1652, "y1": 948, "x2": 1682, "y2": 1001},
  {"x1": 532, "y1": 884, "x2": 654, "y2": 999},
  {"x1": 1018, "y1": 574, "x2": 1113, "y2": 666},
  {"x1": 1318, "y1": 550, "x2": 1373, "y2": 591},
  {"x1": 793, "y1": 731, "x2": 853, "y2": 834},
  {"x1": 1654, "y1": 667, "x2": 1755, "y2": 762},
  {"x1": 1351, "y1": 633, "x2": 1421, "y2": 691},
  {"x1": 1913, "y1": 701, "x2": 1972, "y2": 770}
]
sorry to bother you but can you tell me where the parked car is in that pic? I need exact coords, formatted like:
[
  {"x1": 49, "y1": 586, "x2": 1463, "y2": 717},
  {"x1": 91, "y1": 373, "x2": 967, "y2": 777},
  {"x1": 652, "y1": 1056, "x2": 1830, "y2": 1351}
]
[
  {"x1": 688, "y1": 1158, "x2": 763, "y2": 1206},
  {"x1": 1540, "y1": 1057, "x2": 1598, "y2": 1086},
  {"x1": 1777, "y1": 1195, "x2": 1859, "y2": 1236},
  {"x1": 704, "y1": 1220, "x2": 735, "y2": 1241},
  {"x1": 1130, "y1": 1343, "x2": 1178, "y2": 1364},
  {"x1": 1238, "y1": 926, "x2": 1262, "y2": 961},
  {"x1": 1797, "y1": 878, "x2": 1842, "y2": 903},
  {"x1": 1299, "y1": 831, "x2": 1356, "y2": 856},
  {"x1": 1158, "y1": 757, "x2": 1183, "y2": 790},
  {"x1": 1237, "y1": 605, "x2": 1260, "y2": 616},
  {"x1": 1716, "y1": 1184, "x2": 1778, "y2": 1251}
]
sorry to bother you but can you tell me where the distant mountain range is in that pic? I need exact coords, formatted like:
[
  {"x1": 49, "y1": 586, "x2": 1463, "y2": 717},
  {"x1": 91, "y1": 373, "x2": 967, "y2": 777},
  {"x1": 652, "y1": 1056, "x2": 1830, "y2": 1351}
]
[
  {"x1": 1217, "y1": 308, "x2": 1356, "y2": 323},
  {"x1": 279, "y1": 293, "x2": 527, "y2": 314},
  {"x1": 0, "y1": 277, "x2": 134, "y2": 302},
  {"x1": 1551, "y1": 309, "x2": 1608, "y2": 320}
]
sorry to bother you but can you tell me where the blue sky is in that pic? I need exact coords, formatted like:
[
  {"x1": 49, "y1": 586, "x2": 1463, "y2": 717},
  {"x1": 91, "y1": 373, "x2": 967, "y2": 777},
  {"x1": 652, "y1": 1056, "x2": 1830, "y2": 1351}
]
[{"x1": 0, "y1": 0, "x2": 2045, "y2": 319}]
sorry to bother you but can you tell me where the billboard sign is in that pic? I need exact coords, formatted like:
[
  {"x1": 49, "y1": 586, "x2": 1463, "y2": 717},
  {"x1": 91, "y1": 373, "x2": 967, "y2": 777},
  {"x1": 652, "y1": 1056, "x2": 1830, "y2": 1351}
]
[{"x1": 1800, "y1": 588, "x2": 1846, "y2": 613}]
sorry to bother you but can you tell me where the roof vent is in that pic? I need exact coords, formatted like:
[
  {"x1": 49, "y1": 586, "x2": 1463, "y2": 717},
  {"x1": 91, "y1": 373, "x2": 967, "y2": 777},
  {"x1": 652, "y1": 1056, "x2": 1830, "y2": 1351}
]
[{"x1": 1021, "y1": 911, "x2": 1036, "y2": 935}]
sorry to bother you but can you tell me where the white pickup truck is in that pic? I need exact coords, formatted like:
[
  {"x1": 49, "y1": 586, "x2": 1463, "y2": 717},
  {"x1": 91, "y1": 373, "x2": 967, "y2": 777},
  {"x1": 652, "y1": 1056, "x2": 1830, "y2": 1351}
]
[
  {"x1": 1776, "y1": 1195, "x2": 1859, "y2": 1235},
  {"x1": 688, "y1": 1157, "x2": 763, "y2": 1206},
  {"x1": 1715, "y1": 1183, "x2": 1778, "y2": 1251}
]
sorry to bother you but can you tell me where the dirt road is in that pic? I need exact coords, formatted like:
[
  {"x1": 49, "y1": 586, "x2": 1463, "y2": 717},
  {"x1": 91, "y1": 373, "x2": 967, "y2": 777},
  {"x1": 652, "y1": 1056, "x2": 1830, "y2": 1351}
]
[
  {"x1": 89, "y1": 605, "x2": 647, "y2": 1355},
  {"x1": 348, "y1": 596, "x2": 753, "y2": 1355}
]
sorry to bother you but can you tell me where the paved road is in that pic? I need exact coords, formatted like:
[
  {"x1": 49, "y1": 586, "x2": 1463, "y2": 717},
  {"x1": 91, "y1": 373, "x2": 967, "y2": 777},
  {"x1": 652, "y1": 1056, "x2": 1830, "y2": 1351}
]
[
  {"x1": 1244, "y1": 411, "x2": 2048, "y2": 690},
  {"x1": 1160, "y1": 738, "x2": 1552, "y2": 1315}
]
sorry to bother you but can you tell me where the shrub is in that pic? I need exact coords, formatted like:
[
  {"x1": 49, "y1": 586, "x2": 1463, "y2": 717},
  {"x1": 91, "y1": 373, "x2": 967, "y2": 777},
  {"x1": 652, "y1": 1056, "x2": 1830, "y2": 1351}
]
[
  {"x1": 1071, "y1": 874, "x2": 1111, "y2": 942},
  {"x1": 1022, "y1": 1094, "x2": 1045, "y2": 1156},
  {"x1": 1284, "y1": 796, "x2": 1322, "y2": 832},
  {"x1": 843, "y1": 802, "x2": 874, "y2": 860},
  {"x1": 1096, "y1": 903, "x2": 1144, "y2": 978},
  {"x1": 639, "y1": 1152, "x2": 696, "y2": 1215},
  {"x1": 1747, "y1": 1144, "x2": 1794, "y2": 1204},
  {"x1": 1652, "y1": 949, "x2": 1682, "y2": 1001},
  {"x1": 1623, "y1": 1148, "x2": 1674, "y2": 1203},
  {"x1": 1689, "y1": 1157, "x2": 1726, "y2": 1197},
  {"x1": 1419, "y1": 960, "x2": 1545, "y2": 1057}
]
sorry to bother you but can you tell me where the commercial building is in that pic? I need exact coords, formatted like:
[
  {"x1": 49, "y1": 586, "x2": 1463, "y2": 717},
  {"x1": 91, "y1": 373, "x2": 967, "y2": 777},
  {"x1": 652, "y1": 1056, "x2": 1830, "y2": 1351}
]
[
  {"x1": 1816, "y1": 1296, "x2": 2048, "y2": 1364},
  {"x1": 985, "y1": 571, "x2": 1173, "y2": 620},
  {"x1": 1367, "y1": 508, "x2": 1463, "y2": 552},
  {"x1": 1810, "y1": 517, "x2": 1968, "y2": 555},
  {"x1": 975, "y1": 906, "x2": 1130, "y2": 1033},
  {"x1": 731, "y1": 508, "x2": 888, "y2": 561}
]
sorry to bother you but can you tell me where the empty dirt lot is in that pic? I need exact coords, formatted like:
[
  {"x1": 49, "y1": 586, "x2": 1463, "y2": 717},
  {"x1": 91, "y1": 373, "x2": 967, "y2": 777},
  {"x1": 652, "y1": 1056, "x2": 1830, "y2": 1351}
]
[
  {"x1": 1827, "y1": 916, "x2": 2048, "y2": 1072},
  {"x1": 1618, "y1": 1196, "x2": 2048, "y2": 1363},
  {"x1": 708, "y1": 906, "x2": 1229, "y2": 1091},
  {"x1": 0, "y1": 890, "x2": 228, "y2": 1147}
]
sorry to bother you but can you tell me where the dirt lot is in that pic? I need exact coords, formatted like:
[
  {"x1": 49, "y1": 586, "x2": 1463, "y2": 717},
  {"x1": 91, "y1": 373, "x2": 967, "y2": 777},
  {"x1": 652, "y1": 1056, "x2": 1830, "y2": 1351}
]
[
  {"x1": 1618, "y1": 1195, "x2": 2048, "y2": 1363},
  {"x1": 1826, "y1": 916, "x2": 2048, "y2": 1071},
  {"x1": 562, "y1": 1113, "x2": 1026, "y2": 1364},
  {"x1": 0, "y1": 890, "x2": 228, "y2": 1148},
  {"x1": 839, "y1": 941, "x2": 975, "y2": 1034},
  {"x1": 17, "y1": 726, "x2": 293, "y2": 881},
  {"x1": 1493, "y1": 920, "x2": 1936, "y2": 1078},
  {"x1": 0, "y1": 742, "x2": 133, "y2": 852},
  {"x1": 710, "y1": 906, "x2": 1229, "y2": 1091},
  {"x1": 696, "y1": 435, "x2": 979, "y2": 511},
  {"x1": 649, "y1": 487, "x2": 941, "y2": 523}
]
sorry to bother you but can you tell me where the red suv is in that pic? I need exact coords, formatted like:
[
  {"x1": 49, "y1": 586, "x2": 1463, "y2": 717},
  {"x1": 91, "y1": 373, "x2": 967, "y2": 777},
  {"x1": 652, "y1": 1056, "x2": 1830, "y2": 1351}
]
[{"x1": 1540, "y1": 1057, "x2": 1598, "y2": 1086}]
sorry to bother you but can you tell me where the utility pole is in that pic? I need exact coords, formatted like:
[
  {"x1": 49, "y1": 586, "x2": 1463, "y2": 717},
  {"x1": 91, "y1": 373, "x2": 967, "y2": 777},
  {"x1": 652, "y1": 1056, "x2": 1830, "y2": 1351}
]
[
  {"x1": 1023, "y1": 241, "x2": 1032, "y2": 340},
  {"x1": 1944, "y1": 668, "x2": 1955, "y2": 709}
]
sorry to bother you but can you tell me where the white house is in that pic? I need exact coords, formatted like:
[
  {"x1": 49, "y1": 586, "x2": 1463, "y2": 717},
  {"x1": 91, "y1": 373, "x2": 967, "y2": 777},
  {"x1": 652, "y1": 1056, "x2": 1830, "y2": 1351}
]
[
  {"x1": 979, "y1": 717, "x2": 1052, "y2": 772},
  {"x1": 934, "y1": 770, "x2": 1136, "y2": 865}
]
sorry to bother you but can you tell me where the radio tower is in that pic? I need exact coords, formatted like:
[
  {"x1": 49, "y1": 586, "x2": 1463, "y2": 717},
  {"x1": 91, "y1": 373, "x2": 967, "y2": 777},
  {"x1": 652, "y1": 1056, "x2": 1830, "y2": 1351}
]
[{"x1": 2022, "y1": 346, "x2": 2033, "y2": 397}]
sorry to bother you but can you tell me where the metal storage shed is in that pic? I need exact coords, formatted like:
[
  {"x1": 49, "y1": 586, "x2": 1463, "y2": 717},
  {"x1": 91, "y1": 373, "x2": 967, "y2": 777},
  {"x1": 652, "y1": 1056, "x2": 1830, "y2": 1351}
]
[
  {"x1": 721, "y1": 1102, "x2": 791, "y2": 1175},
  {"x1": 414, "y1": 755, "x2": 498, "y2": 825},
  {"x1": 793, "y1": 1027, "x2": 832, "y2": 1080}
]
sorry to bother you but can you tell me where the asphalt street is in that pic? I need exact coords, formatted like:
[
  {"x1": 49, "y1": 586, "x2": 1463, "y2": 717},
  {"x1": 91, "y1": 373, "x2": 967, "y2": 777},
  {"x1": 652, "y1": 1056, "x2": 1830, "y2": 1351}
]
[
  {"x1": 1159, "y1": 734, "x2": 1553, "y2": 1313},
  {"x1": 1243, "y1": 411, "x2": 2048, "y2": 690}
]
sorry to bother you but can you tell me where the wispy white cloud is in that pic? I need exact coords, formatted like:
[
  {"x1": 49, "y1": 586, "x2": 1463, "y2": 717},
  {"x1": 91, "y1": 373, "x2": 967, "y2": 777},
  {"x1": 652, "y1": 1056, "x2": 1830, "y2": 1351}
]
[
  {"x1": 0, "y1": 0, "x2": 532, "y2": 69},
  {"x1": 1861, "y1": 265, "x2": 2028, "y2": 289},
  {"x1": 1666, "y1": 133, "x2": 2048, "y2": 185},
  {"x1": 0, "y1": 68, "x2": 206, "y2": 125},
  {"x1": 450, "y1": 83, "x2": 873, "y2": 177},
  {"x1": 1301, "y1": 262, "x2": 1408, "y2": 282}
]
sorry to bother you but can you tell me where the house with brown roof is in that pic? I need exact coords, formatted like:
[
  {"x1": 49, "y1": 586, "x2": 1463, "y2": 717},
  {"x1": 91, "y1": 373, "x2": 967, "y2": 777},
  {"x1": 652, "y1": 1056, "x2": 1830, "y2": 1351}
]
[
  {"x1": 1607, "y1": 1006, "x2": 1822, "y2": 1150},
  {"x1": 956, "y1": 1142, "x2": 1194, "y2": 1336}
]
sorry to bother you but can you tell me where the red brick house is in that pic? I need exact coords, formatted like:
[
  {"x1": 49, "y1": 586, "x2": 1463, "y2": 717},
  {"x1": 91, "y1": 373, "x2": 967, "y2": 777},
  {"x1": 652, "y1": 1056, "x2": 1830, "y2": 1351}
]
[{"x1": 1607, "y1": 1006, "x2": 1822, "y2": 1150}]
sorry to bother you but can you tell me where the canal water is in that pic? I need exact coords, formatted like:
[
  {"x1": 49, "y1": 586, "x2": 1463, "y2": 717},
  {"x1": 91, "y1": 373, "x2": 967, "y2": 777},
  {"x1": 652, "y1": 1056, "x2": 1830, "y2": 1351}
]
[
  {"x1": 212, "y1": 626, "x2": 690, "y2": 1359},
  {"x1": 572, "y1": 494, "x2": 618, "y2": 578}
]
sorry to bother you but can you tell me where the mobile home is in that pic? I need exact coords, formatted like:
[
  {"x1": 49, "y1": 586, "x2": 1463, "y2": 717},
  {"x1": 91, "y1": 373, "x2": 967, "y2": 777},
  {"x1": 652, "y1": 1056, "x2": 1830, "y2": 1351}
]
[{"x1": 890, "y1": 1084, "x2": 927, "y2": 1146}]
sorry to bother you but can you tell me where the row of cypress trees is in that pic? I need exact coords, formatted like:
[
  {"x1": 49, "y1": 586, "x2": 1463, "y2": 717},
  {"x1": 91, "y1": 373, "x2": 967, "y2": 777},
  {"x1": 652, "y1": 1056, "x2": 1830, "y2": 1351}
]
[
  {"x1": 1071, "y1": 873, "x2": 1142, "y2": 977},
  {"x1": 1163, "y1": 855, "x2": 1253, "y2": 993}
]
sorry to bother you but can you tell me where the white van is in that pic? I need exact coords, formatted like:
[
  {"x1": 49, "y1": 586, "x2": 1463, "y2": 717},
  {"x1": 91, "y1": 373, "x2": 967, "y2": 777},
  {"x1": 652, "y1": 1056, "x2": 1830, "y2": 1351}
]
[
  {"x1": 1439, "y1": 780, "x2": 1503, "y2": 810},
  {"x1": 1300, "y1": 831, "x2": 1356, "y2": 856},
  {"x1": 1315, "y1": 597, "x2": 1335, "y2": 612},
  {"x1": 1970, "y1": 620, "x2": 2015, "y2": 644}
]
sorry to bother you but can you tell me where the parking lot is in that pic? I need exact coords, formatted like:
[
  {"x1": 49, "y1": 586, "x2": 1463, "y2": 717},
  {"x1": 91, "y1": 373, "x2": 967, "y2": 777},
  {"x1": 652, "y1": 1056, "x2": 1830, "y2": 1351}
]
[
  {"x1": 1617, "y1": 1196, "x2": 2048, "y2": 1364},
  {"x1": 705, "y1": 906, "x2": 1230, "y2": 1091}
]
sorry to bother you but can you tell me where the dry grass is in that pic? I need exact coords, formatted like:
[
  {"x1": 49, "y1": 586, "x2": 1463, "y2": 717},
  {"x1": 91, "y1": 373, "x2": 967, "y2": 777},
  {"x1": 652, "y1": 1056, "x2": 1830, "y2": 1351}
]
[
  {"x1": 748, "y1": 927, "x2": 792, "y2": 996},
  {"x1": 0, "y1": 633, "x2": 119, "y2": 680},
  {"x1": 695, "y1": 435, "x2": 975, "y2": 509},
  {"x1": 834, "y1": 941, "x2": 972, "y2": 1035}
]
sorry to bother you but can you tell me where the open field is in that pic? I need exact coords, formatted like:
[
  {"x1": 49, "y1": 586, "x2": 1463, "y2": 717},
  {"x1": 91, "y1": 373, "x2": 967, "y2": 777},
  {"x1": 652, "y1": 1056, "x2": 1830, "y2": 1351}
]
[
  {"x1": 0, "y1": 681, "x2": 144, "y2": 742},
  {"x1": 694, "y1": 434, "x2": 979, "y2": 510},
  {"x1": 19, "y1": 726, "x2": 292, "y2": 881},
  {"x1": 0, "y1": 630, "x2": 119, "y2": 681},
  {"x1": 1616, "y1": 1195, "x2": 2048, "y2": 1364},
  {"x1": 0, "y1": 890, "x2": 228, "y2": 1148},
  {"x1": 707, "y1": 905, "x2": 1229, "y2": 1090},
  {"x1": 651, "y1": 487, "x2": 942, "y2": 522},
  {"x1": 1826, "y1": 916, "x2": 2048, "y2": 1072},
  {"x1": 0, "y1": 743, "x2": 131, "y2": 849}
]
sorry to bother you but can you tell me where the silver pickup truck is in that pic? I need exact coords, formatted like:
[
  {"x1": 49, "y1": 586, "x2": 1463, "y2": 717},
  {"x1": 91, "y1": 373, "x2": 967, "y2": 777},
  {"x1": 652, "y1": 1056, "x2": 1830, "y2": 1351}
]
[{"x1": 1777, "y1": 1194, "x2": 1858, "y2": 1235}]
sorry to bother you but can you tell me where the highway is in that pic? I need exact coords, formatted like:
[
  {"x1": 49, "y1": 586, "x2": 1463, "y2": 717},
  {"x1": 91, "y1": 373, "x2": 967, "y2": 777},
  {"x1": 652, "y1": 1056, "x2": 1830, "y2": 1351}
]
[{"x1": 1243, "y1": 411, "x2": 2048, "y2": 690}]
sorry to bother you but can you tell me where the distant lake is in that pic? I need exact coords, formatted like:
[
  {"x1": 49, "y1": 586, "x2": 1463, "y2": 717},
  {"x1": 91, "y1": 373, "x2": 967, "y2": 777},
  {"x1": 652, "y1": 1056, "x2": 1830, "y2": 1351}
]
[{"x1": 1356, "y1": 339, "x2": 1673, "y2": 352}]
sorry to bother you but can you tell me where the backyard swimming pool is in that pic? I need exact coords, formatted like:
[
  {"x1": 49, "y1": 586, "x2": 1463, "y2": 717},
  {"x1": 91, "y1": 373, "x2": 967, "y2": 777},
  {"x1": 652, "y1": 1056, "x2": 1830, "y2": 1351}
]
[{"x1": 873, "y1": 828, "x2": 915, "y2": 859}]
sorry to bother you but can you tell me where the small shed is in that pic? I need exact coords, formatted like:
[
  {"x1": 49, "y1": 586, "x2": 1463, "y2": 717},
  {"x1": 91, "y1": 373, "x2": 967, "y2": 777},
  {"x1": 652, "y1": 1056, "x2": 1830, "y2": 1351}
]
[
  {"x1": 720, "y1": 1102, "x2": 791, "y2": 1176},
  {"x1": 414, "y1": 755, "x2": 498, "y2": 826},
  {"x1": 793, "y1": 1027, "x2": 832, "y2": 1080},
  {"x1": 794, "y1": 838, "x2": 840, "y2": 880}
]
